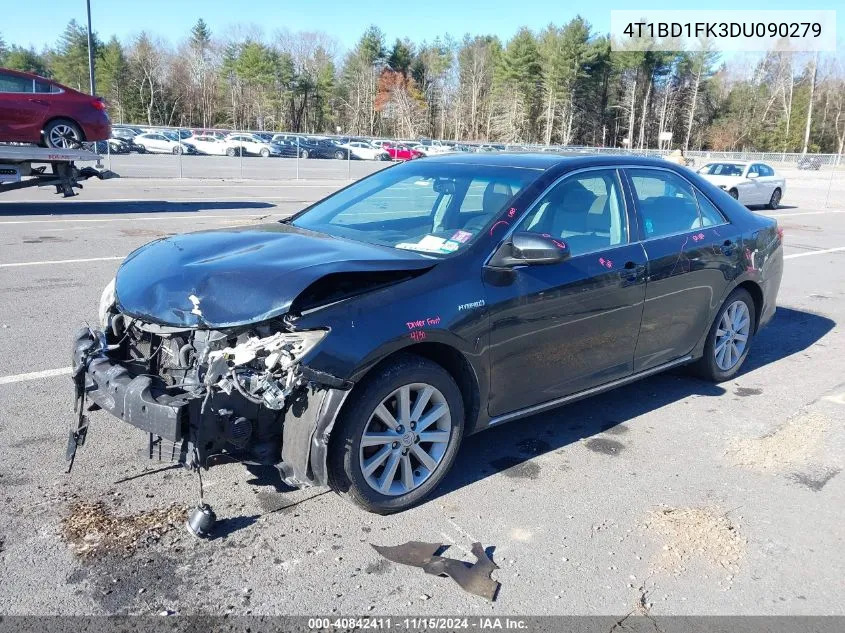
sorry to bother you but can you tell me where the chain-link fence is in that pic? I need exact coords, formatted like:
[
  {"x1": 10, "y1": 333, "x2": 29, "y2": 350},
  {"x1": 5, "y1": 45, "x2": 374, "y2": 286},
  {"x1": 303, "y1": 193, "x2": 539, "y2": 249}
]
[{"x1": 91, "y1": 123, "x2": 843, "y2": 208}]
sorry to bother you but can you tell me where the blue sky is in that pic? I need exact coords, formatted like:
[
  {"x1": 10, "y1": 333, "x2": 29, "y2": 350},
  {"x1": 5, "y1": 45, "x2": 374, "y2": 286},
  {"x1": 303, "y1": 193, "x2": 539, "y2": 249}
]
[{"x1": 2, "y1": 0, "x2": 841, "y2": 53}]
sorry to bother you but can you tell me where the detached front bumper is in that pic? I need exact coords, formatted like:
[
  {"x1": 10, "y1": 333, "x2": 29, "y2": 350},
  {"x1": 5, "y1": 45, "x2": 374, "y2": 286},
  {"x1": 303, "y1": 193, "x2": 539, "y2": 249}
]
[{"x1": 70, "y1": 327, "x2": 352, "y2": 487}]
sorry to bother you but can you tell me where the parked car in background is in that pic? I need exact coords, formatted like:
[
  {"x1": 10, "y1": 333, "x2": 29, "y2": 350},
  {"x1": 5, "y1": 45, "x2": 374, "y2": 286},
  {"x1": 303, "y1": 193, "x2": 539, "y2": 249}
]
[
  {"x1": 0, "y1": 67, "x2": 110, "y2": 148},
  {"x1": 133, "y1": 132, "x2": 197, "y2": 154},
  {"x1": 341, "y1": 141, "x2": 391, "y2": 161},
  {"x1": 77, "y1": 154, "x2": 782, "y2": 515},
  {"x1": 385, "y1": 144, "x2": 425, "y2": 161},
  {"x1": 89, "y1": 138, "x2": 131, "y2": 154},
  {"x1": 797, "y1": 156, "x2": 822, "y2": 171},
  {"x1": 189, "y1": 134, "x2": 236, "y2": 156},
  {"x1": 225, "y1": 133, "x2": 286, "y2": 157},
  {"x1": 697, "y1": 161, "x2": 785, "y2": 209},
  {"x1": 292, "y1": 137, "x2": 351, "y2": 160}
]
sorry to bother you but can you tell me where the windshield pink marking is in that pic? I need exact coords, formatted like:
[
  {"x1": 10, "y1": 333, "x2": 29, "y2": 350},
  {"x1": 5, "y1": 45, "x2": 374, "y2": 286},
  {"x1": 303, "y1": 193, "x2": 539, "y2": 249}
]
[{"x1": 489, "y1": 221, "x2": 509, "y2": 236}]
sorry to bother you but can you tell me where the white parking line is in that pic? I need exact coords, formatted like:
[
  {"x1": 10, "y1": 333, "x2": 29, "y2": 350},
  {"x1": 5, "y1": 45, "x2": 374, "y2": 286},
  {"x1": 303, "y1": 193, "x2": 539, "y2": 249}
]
[
  {"x1": 0, "y1": 256, "x2": 123, "y2": 268},
  {"x1": 765, "y1": 209, "x2": 845, "y2": 218},
  {"x1": 784, "y1": 246, "x2": 845, "y2": 260},
  {"x1": 0, "y1": 367, "x2": 70, "y2": 385},
  {"x1": 0, "y1": 213, "x2": 284, "y2": 225}
]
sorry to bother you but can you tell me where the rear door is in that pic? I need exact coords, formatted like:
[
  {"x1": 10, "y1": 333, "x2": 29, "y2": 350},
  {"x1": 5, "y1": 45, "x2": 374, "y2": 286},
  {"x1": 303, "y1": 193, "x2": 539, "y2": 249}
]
[
  {"x1": 484, "y1": 168, "x2": 648, "y2": 416},
  {"x1": 0, "y1": 71, "x2": 47, "y2": 141},
  {"x1": 625, "y1": 167, "x2": 739, "y2": 371}
]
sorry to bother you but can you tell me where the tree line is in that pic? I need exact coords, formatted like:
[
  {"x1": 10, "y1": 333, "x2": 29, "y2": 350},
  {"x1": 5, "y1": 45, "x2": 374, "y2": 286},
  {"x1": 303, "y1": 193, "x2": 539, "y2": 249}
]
[{"x1": 2, "y1": 18, "x2": 844, "y2": 154}]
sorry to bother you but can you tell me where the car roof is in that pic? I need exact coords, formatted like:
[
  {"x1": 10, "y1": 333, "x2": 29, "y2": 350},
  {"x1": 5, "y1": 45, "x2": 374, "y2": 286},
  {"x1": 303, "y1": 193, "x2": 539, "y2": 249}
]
[{"x1": 420, "y1": 152, "x2": 692, "y2": 171}]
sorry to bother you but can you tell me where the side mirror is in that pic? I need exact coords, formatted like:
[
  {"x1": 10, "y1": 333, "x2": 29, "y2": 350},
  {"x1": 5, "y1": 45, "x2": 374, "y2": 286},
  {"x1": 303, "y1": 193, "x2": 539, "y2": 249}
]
[
  {"x1": 747, "y1": 172, "x2": 759, "y2": 179},
  {"x1": 489, "y1": 232, "x2": 569, "y2": 267}
]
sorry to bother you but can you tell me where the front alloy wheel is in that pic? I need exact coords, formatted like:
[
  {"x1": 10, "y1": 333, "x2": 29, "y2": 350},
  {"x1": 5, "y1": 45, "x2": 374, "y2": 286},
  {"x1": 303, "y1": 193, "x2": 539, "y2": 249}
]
[
  {"x1": 359, "y1": 384, "x2": 452, "y2": 496},
  {"x1": 328, "y1": 354, "x2": 464, "y2": 514}
]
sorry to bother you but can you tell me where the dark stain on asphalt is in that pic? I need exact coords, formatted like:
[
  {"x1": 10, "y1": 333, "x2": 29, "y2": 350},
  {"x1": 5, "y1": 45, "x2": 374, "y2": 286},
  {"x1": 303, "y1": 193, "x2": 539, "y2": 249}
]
[
  {"x1": 10, "y1": 435, "x2": 55, "y2": 449},
  {"x1": 489, "y1": 456, "x2": 541, "y2": 479},
  {"x1": 584, "y1": 438, "x2": 625, "y2": 456},
  {"x1": 23, "y1": 236, "x2": 69, "y2": 244},
  {"x1": 68, "y1": 551, "x2": 185, "y2": 614},
  {"x1": 361, "y1": 526, "x2": 372, "y2": 533},
  {"x1": 364, "y1": 559, "x2": 392, "y2": 575},
  {"x1": 788, "y1": 468, "x2": 841, "y2": 492},
  {"x1": 809, "y1": 294, "x2": 831, "y2": 300},
  {"x1": 735, "y1": 387, "x2": 763, "y2": 397},
  {"x1": 516, "y1": 438, "x2": 551, "y2": 454},
  {"x1": 255, "y1": 490, "x2": 287, "y2": 513},
  {"x1": 600, "y1": 421, "x2": 629, "y2": 435}
]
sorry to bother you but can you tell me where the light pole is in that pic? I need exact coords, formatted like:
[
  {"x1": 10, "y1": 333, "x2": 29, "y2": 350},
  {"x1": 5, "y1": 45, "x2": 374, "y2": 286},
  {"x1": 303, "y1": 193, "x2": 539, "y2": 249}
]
[{"x1": 86, "y1": 0, "x2": 96, "y2": 95}]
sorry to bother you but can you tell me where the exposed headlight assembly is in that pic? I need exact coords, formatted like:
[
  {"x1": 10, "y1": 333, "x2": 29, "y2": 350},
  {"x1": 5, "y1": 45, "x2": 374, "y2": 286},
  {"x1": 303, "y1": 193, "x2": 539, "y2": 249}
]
[{"x1": 98, "y1": 277, "x2": 116, "y2": 328}]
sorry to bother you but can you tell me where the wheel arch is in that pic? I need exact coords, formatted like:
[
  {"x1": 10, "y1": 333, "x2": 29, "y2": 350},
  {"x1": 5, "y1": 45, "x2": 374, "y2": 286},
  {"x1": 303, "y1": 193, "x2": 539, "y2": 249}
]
[
  {"x1": 342, "y1": 342, "x2": 481, "y2": 435},
  {"x1": 735, "y1": 279, "x2": 764, "y2": 334}
]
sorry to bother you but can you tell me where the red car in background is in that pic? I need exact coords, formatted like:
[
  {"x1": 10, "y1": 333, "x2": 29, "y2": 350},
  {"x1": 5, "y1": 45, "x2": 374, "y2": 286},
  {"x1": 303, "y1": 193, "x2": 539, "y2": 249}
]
[
  {"x1": 0, "y1": 67, "x2": 110, "y2": 148},
  {"x1": 384, "y1": 143, "x2": 424, "y2": 161}
]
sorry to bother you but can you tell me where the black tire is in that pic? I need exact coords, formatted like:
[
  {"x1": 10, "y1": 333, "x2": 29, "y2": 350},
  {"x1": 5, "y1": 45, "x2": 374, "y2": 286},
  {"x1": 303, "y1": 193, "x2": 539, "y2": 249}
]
[
  {"x1": 692, "y1": 288, "x2": 756, "y2": 382},
  {"x1": 728, "y1": 188, "x2": 739, "y2": 200},
  {"x1": 767, "y1": 188, "x2": 781, "y2": 210},
  {"x1": 328, "y1": 354, "x2": 465, "y2": 514},
  {"x1": 135, "y1": 144, "x2": 146, "y2": 154},
  {"x1": 260, "y1": 148, "x2": 270, "y2": 158},
  {"x1": 43, "y1": 119, "x2": 83, "y2": 148},
  {"x1": 299, "y1": 149, "x2": 309, "y2": 159},
  {"x1": 334, "y1": 150, "x2": 345, "y2": 160},
  {"x1": 226, "y1": 147, "x2": 236, "y2": 157},
  {"x1": 172, "y1": 146, "x2": 182, "y2": 155}
]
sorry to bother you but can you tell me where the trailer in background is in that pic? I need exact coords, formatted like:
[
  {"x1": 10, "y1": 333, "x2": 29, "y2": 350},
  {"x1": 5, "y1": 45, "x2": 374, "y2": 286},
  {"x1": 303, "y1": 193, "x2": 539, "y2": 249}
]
[{"x1": 0, "y1": 145, "x2": 116, "y2": 197}]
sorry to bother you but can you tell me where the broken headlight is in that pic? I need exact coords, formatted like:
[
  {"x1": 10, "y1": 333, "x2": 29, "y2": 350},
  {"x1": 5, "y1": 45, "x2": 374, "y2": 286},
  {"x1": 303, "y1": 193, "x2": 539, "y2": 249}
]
[
  {"x1": 204, "y1": 329, "x2": 328, "y2": 410},
  {"x1": 98, "y1": 277, "x2": 116, "y2": 328}
]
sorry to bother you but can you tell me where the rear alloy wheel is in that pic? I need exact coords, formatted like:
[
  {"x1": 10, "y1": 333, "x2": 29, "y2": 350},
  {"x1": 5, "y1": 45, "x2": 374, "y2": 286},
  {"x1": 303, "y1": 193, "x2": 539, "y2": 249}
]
[
  {"x1": 299, "y1": 148, "x2": 309, "y2": 159},
  {"x1": 335, "y1": 150, "x2": 346, "y2": 160},
  {"x1": 44, "y1": 119, "x2": 83, "y2": 149},
  {"x1": 172, "y1": 146, "x2": 182, "y2": 155},
  {"x1": 693, "y1": 288, "x2": 756, "y2": 382},
  {"x1": 728, "y1": 188, "x2": 739, "y2": 200},
  {"x1": 328, "y1": 354, "x2": 464, "y2": 514},
  {"x1": 260, "y1": 148, "x2": 270, "y2": 158},
  {"x1": 135, "y1": 144, "x2": 146, "y2": 154},
  {"x1": 767, "y1": 188, "x2": 781, "y2": 210}
]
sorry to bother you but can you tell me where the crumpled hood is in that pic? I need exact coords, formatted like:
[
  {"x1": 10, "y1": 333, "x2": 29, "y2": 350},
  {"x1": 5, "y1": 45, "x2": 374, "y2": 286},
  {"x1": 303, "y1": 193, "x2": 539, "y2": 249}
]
[{"x1": 115, "y1": 223, "x2": 434, "y2": 328}]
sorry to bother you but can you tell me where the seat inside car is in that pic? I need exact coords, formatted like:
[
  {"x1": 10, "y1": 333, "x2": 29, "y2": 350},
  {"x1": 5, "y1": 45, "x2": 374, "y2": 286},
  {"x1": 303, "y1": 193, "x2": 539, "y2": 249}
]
[
  {"x1": 639, "y1": 195, "x2": 700, "y2": 237},
  {"x1": 461, "y1": 182, "x2": 512, "y2": 232}
]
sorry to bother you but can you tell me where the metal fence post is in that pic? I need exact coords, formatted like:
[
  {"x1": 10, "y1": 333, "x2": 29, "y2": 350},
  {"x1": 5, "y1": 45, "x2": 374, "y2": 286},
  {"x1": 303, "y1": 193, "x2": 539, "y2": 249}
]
[
  {"x1": 296, "y1": 136, "x2": 300, "y2": 180},
  {"x1": 239, "y1": 135, "x2": 243, "y2": 179},
  {"x1": 347, "y1": 143, "x2": 351, "y2": 180},
  {"x1": 178, "y1": 127, "x2": 183, "y2": 179},
  {"x1": 106, "y1": 138, "x2": 111, "y2": 172}
]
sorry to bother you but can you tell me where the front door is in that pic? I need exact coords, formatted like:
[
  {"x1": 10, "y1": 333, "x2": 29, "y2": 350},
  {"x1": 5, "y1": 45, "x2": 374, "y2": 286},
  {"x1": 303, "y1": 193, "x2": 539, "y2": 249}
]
[{"x1": 484, "y1": 168, "x2": 647, "y2": 417}]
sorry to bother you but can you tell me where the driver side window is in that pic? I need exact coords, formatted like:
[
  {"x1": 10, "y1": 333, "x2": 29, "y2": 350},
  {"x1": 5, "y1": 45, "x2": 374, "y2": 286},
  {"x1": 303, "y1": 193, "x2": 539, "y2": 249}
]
[{"x1": 517, "y1": 169, "x2": 627, "y2": 257}]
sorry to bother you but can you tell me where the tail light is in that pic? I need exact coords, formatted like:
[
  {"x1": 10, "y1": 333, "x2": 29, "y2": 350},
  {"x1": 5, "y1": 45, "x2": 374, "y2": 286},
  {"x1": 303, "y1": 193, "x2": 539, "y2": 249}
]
[{"x1": 91, "y1": 98, "x2": 106, "y2": 111}]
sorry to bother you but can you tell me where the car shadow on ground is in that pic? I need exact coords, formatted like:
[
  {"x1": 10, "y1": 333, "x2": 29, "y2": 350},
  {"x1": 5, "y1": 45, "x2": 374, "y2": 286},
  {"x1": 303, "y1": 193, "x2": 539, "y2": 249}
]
[
  {"x1": 0, "y1": 200, "x2": 277, "y2": 216},
  {"x1": 434, "y1": 306, "x2": 834, "y2": 500}
]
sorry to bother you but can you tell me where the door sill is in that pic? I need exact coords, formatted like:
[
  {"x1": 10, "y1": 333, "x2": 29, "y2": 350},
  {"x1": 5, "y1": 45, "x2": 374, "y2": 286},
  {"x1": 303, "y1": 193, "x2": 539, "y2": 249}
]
[{"x1": 487, "y1": 355, "x2": 694, "y2": 427}]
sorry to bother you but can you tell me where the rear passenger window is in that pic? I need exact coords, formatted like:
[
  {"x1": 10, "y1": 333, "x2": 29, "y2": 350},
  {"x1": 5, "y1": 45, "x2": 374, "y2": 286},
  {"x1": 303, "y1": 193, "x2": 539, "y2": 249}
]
[
  {"x1": 518, "y1": 169, "x2": 627, "y2": 256},
  {"x1": 629, "y1": 169, "x2": 701, "y2": 238},
  {"x1": 692, "y1": 191, "x2": 726, "y2": 227}
]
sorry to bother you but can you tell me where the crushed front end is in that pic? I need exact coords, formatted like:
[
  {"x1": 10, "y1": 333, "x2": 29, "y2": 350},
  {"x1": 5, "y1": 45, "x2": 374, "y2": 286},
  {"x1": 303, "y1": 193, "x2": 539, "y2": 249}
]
[{"x1": 70, "y1": 304, "x2": 352, "y2": 488}]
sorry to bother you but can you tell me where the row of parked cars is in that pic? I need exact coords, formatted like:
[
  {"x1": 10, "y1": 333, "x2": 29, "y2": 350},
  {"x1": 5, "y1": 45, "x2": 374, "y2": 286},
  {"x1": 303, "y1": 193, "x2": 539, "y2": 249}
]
[{"x1": 102, "y1": 127, "x2": 476, "y2": 161}]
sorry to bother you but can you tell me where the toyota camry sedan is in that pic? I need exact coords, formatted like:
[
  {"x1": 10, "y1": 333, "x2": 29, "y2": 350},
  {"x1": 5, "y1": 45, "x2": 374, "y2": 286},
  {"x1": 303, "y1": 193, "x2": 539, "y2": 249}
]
[{"x1": 72, "y1": 154, "x2": 783, "y2": 515}]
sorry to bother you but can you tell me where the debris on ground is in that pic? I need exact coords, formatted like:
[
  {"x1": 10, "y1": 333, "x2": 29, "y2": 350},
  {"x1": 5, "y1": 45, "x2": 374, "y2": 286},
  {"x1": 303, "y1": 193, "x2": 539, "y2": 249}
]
[
  {"x1": 61, "y1": 501, "x2": 186, "y2": 558},
  {"x1": 372, "y1": 541, "x2": 500, "y2": 601},
  {"x1": 642, "y1": 507, "x2": 746, "y2": 575},
  {"x1": 727, "y1": 412, "x2": 829, "y2": 472}
]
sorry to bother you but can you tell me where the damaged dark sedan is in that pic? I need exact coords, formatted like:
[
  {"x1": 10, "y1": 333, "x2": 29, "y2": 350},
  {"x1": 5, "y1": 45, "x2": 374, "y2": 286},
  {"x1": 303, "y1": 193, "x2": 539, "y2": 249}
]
[{"x1": 71, "y1": 154, "x2": 783, "y2": 514}]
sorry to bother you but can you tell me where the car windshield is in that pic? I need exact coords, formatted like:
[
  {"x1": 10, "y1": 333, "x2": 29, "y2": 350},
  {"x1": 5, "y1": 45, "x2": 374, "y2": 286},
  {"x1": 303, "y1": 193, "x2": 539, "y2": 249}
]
[
  {"x1": 291, "y1": 162, "x2": 541, "y2": 255},
  {"x1": 701, "y1": 163, "x2": 745, "y2": 176}
]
